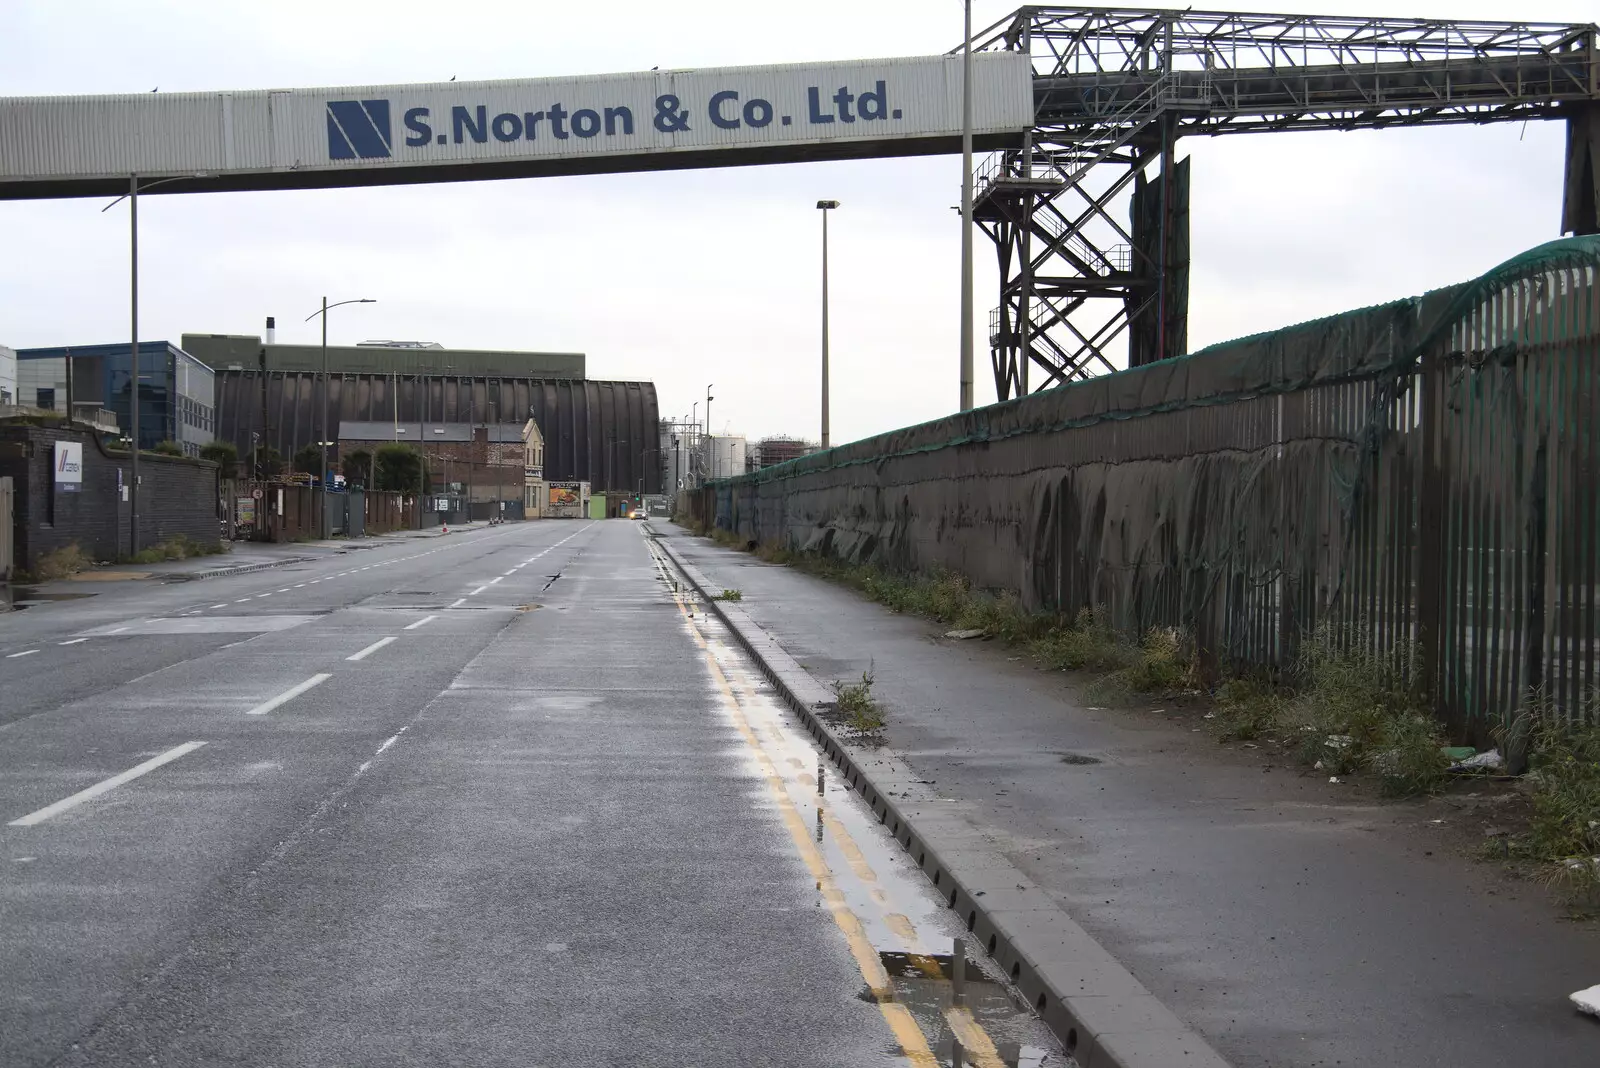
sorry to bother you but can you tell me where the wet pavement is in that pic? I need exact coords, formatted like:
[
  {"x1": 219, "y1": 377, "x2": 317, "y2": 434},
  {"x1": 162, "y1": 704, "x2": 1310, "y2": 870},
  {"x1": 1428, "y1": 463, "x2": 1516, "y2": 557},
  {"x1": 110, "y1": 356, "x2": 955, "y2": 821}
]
[
  {"x1": 0, "y1": 520, "x2": 1068, "y2": 1066},
  {"x1": 661, "y1": 523, "x2": 1600, "y2": 1068}
]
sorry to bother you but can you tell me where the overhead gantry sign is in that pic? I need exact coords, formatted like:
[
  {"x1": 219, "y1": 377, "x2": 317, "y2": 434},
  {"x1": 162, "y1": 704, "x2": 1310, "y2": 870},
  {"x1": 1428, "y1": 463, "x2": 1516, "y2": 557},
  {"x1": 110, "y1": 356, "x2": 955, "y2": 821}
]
[{"x1": 0, "y1": 54, "x2": 1034, "y2": 199}]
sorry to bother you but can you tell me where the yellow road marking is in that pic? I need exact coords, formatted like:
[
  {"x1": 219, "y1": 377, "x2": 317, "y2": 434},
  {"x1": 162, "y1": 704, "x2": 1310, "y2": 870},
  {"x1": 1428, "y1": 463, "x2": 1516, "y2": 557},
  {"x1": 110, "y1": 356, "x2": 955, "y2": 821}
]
[
  {"x1": 947, "y1": 1005, "x2": 1009, "y2": 1068},
  {"x1": 651, "y1": 546, "x2": 938, "y2": 1066},
  {"x1": 651, "y1": 544, "x2": 1019, "y2": 1068}
]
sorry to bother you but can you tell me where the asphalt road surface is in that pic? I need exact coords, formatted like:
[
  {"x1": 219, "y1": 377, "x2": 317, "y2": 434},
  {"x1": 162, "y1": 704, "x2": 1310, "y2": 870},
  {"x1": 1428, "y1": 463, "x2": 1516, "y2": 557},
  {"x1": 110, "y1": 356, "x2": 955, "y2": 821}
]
[{"x1": 1, "y1": 520, "x2": 1063, "y2": 1067}]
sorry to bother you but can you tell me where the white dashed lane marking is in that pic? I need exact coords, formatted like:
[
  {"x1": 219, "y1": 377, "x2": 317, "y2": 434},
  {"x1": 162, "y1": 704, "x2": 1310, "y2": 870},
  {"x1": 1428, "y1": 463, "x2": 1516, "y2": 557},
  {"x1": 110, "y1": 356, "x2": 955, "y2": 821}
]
[
  {"x1": 246, "y1": 674, "x2": 332, "y2": 716},
  {"x1": 7, "y1": 741, "x2": 208, "y2": 827},
  {"x1": 346, "y1": 637, "x2": 397, "y2": 662}
]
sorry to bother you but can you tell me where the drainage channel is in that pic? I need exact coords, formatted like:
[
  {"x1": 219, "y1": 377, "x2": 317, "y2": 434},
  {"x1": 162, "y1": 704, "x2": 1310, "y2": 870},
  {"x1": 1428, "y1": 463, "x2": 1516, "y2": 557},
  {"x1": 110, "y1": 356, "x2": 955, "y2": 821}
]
[{"x1": 656, "y1": 551, "x2": 1068, "y2": 1067}]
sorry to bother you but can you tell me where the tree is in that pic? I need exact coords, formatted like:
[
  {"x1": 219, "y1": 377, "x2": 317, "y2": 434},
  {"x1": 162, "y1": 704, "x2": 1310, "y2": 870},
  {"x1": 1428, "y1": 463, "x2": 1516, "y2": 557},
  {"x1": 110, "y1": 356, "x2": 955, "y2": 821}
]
[
  {"x1": 292, "y1": 443, "x2": 323, "y2": 477},
  {"x1": 254, "y1": 446, "x2": 283, "y2": 480},
  {"x1": 374, "y1": 443, "x2": 424, "y2": 493},
  {"x1": 200, "y1": 441, "x2": 239, "y2": 472},
  {"x1": 343, "y1": 448, "x2": 373, "y2": 488}
]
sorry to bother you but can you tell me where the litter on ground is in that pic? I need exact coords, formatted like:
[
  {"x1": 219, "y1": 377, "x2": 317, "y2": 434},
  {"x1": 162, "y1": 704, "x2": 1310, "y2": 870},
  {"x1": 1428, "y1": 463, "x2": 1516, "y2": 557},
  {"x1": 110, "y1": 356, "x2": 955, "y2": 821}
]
[{"x1": 1448, "y1": 748, "x2": 1505, "y2": 772}]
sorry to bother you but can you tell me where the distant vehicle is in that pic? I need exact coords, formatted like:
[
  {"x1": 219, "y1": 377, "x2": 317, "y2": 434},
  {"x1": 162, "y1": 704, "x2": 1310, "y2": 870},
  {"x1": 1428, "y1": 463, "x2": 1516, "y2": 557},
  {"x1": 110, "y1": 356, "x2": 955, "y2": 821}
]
[{"x1": 629, "y1": 508, "x2": 646, "y2": 520}]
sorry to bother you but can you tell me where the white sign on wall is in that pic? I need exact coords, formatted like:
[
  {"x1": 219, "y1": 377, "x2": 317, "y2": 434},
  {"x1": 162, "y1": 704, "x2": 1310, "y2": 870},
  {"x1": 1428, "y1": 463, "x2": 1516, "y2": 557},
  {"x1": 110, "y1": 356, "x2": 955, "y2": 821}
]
[{"x1": 53, "y1": 440, "x2": 83, "y2": 484}]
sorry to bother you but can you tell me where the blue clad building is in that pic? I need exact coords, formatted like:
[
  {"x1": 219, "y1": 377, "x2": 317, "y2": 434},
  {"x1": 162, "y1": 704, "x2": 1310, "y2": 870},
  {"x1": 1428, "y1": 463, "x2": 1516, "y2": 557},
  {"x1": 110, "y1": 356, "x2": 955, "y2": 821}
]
[{"x1": 13, "y1": 341, "x2": 215, "y2": 456}]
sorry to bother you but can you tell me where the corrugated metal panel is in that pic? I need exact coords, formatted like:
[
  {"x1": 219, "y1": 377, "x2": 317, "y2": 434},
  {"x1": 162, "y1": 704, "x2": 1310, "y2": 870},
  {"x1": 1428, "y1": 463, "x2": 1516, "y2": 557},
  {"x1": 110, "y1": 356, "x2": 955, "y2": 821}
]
[
  {"x1": 218, "y1": 370, "x2": 659, "y2": 493},
  {"x1": 0, "y1": 54, "x2": 1033, "y2": 194}
]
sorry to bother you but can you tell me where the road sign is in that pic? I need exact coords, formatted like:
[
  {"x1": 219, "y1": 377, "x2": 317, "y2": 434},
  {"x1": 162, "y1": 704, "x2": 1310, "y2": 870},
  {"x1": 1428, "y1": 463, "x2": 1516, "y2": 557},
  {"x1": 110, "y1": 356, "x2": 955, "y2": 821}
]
[{"x1": 252, "y1": 488, "x2": 263, "y2": 499}]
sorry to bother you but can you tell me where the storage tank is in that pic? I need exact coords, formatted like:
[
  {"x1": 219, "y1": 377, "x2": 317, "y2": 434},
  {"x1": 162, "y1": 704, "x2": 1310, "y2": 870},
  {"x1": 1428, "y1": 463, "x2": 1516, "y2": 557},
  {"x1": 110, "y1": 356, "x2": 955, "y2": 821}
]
[{"x1": 707, "y1": 435, "x2": 746, "y2": 480}]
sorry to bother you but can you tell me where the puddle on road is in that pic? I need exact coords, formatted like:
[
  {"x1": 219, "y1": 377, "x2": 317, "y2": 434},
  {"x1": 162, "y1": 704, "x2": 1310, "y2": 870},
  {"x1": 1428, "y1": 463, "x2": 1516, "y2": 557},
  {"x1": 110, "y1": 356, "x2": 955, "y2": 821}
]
[
  {"x1": 2, "y1": 587, "x2": 95, "y2": 611},
  {"x1": 652, "y1": 543, "x2": 1068, "y2": 1067},
  {"x1": 884, "y1": 954, "x2": 1055, "y2": 1068}
]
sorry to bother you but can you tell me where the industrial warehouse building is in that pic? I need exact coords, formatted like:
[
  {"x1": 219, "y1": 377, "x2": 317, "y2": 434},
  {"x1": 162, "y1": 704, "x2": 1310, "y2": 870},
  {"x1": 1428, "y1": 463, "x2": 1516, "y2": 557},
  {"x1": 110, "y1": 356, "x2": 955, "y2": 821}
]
[{"x1": 182, "y1": 333, "x2": 661, "y2": 503}]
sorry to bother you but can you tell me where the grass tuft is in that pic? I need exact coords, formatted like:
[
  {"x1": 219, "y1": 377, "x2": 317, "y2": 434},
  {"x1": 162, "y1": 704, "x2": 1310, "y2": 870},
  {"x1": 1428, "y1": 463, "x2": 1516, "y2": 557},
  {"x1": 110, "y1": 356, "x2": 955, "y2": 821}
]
[
  {"x1": 1212, "y1": 678, "x2": 1284, "y2": 742},
  {"x1": 1275, "y1": 624, "x2": 1448, "y2": 795},
  {"x1": 125, "y1": 535, "x2": 226, "y2": 565},
  {"x1": 832, "y1": 666, "x2": 886, "y2": 734},
  {"x1": 1494, "y1": 696, "x2": 1600, "y2": 907},
  {"x1": 712, "y1": 588, "x2": 743, "y2": 602},
  {"x1": 29, "y1": 543, "x2": 92, "y2": 582},
  {"x1": 1089, "y1": 626, "x2": 1196, "y2": 703}
]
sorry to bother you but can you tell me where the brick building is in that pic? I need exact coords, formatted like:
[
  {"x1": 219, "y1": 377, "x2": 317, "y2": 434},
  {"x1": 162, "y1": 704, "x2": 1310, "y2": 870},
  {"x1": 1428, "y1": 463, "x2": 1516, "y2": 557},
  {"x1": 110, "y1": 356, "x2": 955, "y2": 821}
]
[{"x1": 338, "y1": 421, "x2": 527, "y2": 518}]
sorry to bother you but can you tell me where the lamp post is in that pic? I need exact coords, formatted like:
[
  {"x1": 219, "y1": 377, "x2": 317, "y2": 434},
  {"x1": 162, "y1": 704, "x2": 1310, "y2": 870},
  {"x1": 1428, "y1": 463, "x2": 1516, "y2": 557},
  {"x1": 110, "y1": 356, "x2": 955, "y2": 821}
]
[
  {"x1": 101, "y1": 172, "x2": 202, "y2": 555},
  {"x1": 705, "y1": 384, "x2": 715, "y2": 478},
  {"x1": 816, "y1": 200, "x2": 839, "y2": 448},
  {"x1": 959, "y1": 0, "x2": 975, "y2": 412},
  {"x1": 305, "y1": 297, "x2": 376, "y2": 536}
]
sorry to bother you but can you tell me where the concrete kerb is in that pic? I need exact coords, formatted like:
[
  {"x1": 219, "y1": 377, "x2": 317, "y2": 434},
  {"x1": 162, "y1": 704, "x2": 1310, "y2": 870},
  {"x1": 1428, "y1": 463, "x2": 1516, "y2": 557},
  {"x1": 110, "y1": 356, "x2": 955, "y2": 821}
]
[
  {"x1": 163, "y1": 556, "x2": 317, "y2": 582},
  {"x1": 655, "y1": 537, "x2": 1232, "y2": 1068}
]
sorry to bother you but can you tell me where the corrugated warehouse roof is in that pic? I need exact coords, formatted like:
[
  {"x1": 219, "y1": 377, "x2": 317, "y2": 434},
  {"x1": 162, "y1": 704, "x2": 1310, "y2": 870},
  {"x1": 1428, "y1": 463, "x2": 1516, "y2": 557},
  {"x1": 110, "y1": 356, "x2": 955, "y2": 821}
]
[{"x1": 182, "y1": 334, "x2": 584, "y2": 380}]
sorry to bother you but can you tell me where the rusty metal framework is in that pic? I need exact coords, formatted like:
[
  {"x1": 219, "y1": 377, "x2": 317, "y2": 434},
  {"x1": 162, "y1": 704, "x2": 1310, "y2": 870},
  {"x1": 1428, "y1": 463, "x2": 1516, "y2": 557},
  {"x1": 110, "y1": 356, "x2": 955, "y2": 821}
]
[{"x1": 967, "y1": 6, "x2": 1600, "y2": 399}]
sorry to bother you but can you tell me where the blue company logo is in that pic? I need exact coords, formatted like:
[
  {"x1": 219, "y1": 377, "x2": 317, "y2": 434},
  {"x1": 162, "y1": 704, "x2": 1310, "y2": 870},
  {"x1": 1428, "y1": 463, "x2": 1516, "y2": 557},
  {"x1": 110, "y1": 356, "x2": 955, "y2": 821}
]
[
  {"x1": 325, "y1": 81, "x2": 903, "y2": 159},
  {"x1": 326, "y1": 100, "x2": 392, "y2": 159}
]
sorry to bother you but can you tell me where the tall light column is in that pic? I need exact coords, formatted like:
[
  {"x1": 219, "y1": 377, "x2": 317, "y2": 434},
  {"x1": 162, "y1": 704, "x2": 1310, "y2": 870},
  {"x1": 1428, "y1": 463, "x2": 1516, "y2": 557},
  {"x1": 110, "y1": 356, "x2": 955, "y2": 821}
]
[
  {"x1": 816, "y1": 200, "x2": 839, "y2": 448},
  {"x1": 959, "y1": 0, "x2": 976, "y2": 412}
]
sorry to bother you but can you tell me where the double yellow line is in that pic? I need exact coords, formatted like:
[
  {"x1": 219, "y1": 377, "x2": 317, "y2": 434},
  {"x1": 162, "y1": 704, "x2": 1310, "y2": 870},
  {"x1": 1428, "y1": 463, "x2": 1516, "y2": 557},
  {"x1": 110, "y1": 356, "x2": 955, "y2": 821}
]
[{"x1": 649, "y1": 541, "x2": 1009, "y2": 1067}]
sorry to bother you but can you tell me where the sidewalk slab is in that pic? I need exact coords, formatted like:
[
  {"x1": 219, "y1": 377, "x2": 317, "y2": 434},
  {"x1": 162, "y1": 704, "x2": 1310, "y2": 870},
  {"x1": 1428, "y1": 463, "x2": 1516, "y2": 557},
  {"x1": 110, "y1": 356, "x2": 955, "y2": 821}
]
[{"x1": 658, "y1": 523, "x2": 1600, "y2": 1068}]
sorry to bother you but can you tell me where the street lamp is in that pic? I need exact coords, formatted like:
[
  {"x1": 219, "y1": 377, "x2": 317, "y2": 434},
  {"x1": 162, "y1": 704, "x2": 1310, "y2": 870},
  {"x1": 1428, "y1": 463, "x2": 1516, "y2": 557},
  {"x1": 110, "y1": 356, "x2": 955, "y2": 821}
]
[
  {"x1": 816, "y1": 200, "x2": 839, "y2": 448},
  {"x1": 101, "y1": 171, "x2": 204, "y2": 555},
  {"x1": 305, "y1": 297, "x2": 376, "y2": 536},
  {"x1": 705, "y1": 386, "x2": 716, "y2": 481},
  {"x1": 959, "y1": 0, "x2": 976, "y2": 412}
]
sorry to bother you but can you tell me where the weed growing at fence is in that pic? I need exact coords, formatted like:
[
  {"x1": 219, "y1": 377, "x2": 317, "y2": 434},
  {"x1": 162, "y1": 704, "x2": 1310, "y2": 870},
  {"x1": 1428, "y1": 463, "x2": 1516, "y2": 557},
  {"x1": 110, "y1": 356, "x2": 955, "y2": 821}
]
[
  {"x1": 28, "y1": 543, "x2": 91, "y2": 582},
  {"x1": 1088, "y1": 627, "x2": 1197, "y2": 703},
  {"x1": 1494, "y1": 698, "x2": 1600, "y2": 907},
  {"x1": 1275, "y1": 625, "x2": 1450, "y2": 796},
  {"x1": 1211, "y1": 678, "x2": 1285, "y2": 742},
  {"x1": 1024, "y1": 609, "x2": 1133, "y2": 674},
  {"x1": 707, "y1": 526, "x2": 743, "y2": 549},
  {"x1": 832, "y1": 667, "x2": 886, "y2": 734}
]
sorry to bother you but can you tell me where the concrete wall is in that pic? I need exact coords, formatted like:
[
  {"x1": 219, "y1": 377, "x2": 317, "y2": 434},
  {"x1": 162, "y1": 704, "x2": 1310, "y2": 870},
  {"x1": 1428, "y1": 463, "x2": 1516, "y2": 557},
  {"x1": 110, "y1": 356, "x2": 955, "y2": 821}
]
[{"x1": 0, "y1": 422, "x2": 221, "y2": 568}]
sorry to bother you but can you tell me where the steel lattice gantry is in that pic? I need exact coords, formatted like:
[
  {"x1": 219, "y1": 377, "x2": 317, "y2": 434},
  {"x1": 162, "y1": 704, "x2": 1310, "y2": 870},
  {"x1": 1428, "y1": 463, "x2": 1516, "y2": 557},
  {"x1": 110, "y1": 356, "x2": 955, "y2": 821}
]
[{"x1": 966, "y1": 6, "x2": 1600, "y2": 399}]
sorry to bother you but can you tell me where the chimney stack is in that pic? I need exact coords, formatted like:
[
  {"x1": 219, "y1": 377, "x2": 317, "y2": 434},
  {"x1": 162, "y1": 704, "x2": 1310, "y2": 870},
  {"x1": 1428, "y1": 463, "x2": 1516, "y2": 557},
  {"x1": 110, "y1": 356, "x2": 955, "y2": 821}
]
[{"x1": 265, "y1": 316, "x2": 276, "y2": 345}]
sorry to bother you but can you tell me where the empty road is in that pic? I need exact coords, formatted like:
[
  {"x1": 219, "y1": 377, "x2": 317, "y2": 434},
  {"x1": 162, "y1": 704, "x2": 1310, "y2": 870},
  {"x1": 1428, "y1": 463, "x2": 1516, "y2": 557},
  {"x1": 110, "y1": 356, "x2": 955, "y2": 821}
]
[{"x1": 0, "y1": 520, "x2": 1061, "y2": 1067}]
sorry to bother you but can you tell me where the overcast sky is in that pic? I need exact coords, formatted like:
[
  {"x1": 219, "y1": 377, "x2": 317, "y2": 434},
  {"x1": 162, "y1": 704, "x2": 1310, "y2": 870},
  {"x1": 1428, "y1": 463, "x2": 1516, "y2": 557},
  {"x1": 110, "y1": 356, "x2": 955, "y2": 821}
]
[{"x1": 0, "y1": 0, "x2": 1591, "y2": 446}]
